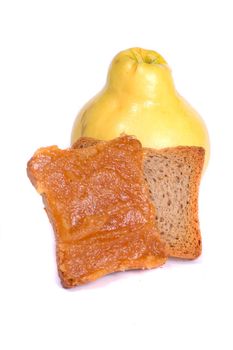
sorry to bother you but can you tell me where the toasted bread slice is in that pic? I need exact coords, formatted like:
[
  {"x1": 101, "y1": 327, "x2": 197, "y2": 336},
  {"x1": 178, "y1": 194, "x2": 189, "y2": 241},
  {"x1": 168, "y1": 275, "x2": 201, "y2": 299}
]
[
  {"x1": 73, "y1": 137, "x2": 204, "y2": 259},
  {"x1": 144, "y1": 147, "x2": 204, "y2": 259},
  {"x1": 27, "y1": 136, "x2": 167, "y2": 288}
]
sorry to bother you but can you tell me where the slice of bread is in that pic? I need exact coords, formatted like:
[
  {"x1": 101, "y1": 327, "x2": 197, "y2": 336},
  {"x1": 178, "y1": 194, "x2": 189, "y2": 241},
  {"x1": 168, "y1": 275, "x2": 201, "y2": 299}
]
[
  {"x1": 144, "y1": 147, "x2": 204, "y2": 259},
  {"x1": 73, "y1": 137, "x2": 205, "y2": 259},
  {"x1": 27, "y1": 136, "x2": 167, "y2": 288}
]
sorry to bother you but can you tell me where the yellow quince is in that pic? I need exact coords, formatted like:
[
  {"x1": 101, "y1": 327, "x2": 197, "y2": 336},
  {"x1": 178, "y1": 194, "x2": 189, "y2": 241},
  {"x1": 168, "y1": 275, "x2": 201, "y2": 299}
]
[{"x1": 71, "y1": 47, "x2": 210, "y2": 169}]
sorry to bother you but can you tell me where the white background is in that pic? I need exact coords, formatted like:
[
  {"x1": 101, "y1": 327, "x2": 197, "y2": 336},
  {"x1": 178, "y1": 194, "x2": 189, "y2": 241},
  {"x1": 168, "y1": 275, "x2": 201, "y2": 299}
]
[{"x1": 0, "y1": 1, "x2": 233, "y2": 349}]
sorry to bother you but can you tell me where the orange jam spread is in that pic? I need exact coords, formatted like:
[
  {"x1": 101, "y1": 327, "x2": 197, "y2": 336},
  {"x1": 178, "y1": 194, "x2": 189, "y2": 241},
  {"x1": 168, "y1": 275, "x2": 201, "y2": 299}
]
[{"x1": 27, "y1": 136, "x2": 166, "y2": 287}]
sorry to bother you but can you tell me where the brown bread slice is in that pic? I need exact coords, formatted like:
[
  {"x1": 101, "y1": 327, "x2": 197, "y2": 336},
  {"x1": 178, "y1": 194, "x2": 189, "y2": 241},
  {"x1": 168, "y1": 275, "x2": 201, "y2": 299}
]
[
  {"x1": 27, "y1": 136, "x2": 167, "y2": 288},
  {"x1": 144, "y1": 147, "x2": 204, "y2": 259},
  {"x1": 73, "y1": 137, "x2": 205, "y2": 259}
]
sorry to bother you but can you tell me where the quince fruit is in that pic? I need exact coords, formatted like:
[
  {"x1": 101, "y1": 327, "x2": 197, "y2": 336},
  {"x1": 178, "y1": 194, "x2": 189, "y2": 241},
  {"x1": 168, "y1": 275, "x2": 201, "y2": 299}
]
[{"x1": 71, "y1": 48, "x2": 210, "y2": 170}]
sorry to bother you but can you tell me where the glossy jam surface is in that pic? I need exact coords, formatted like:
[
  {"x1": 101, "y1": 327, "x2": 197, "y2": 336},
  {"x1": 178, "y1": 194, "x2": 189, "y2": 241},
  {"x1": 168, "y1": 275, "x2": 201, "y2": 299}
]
[{"x1": 28, "y1": 136, "x2": 166, "y2": 287}]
